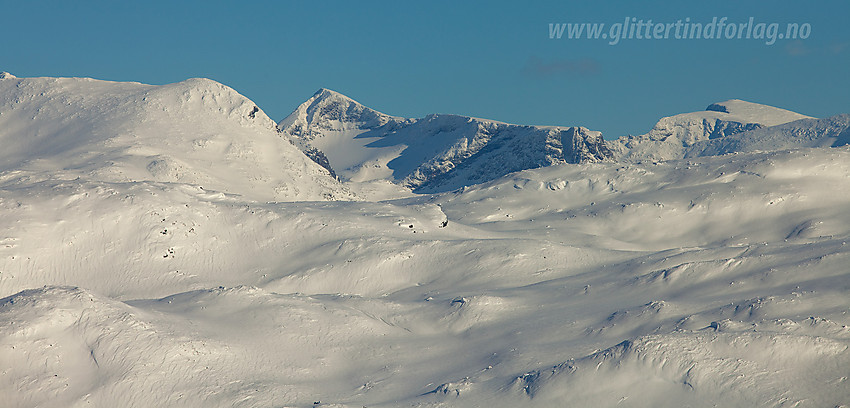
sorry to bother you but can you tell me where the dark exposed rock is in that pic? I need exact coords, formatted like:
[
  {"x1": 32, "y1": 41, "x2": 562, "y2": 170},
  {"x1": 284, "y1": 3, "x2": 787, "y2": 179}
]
[
  {"x1": 705, "y1": 103, "x2": 730, "y2": 113},
  {"x1": 302, "y1": 145, "x2": 338, "y2": 180}
]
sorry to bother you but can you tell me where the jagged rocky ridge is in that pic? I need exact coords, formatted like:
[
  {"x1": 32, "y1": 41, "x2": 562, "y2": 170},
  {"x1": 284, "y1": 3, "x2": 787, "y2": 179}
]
[{"x1": 279, "y1": 89, "x2": 613, "y2": 193}]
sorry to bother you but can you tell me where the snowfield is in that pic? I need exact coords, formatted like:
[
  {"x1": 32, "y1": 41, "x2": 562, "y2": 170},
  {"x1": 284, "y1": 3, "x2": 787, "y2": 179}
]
[{"x1": 1, "y1": 73, "x2": 849, "y2": 407}]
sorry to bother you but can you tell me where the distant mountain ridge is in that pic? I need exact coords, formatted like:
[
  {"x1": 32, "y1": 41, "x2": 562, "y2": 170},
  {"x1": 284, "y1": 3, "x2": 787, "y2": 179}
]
[
  {"x1": 278, "y1": 88, "x2": 613, "y2": 193},
  {"x1": 279, "y1": 89, "x2": 850, "y2": 193},
  {"x1": 608, "y1": 99, "x2": 814, "y2": 162},
  {"x1": 3, "y1": 72, "x2": 847, "y2": 198}
]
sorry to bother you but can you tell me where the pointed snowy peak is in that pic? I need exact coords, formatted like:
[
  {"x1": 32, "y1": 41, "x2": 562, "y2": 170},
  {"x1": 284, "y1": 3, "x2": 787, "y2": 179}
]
[
  {"x1": 278, "y1": 88, "x2": 406, "y2": 140},
  {"x1": 310, "y1": 87, "x2": 362, "y2": 107},
  {"x1": 277, "y1": 88, "x2": 413, "y2": 184},
  {"x1": 305, "y1": 87, "x2": 397, "y2": 126},
  {"x1": 305, "y1": 87, "x2": 367, "y2": 116}
]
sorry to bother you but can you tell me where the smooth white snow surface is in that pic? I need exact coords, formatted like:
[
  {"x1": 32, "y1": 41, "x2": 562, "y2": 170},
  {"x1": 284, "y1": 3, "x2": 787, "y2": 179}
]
[
  {"x1": 706, "y1": 99, "x2": 812, "y2": 126},
  {"x1": 0, "y1": 76, "x2": 351, "y2": 202},
  {"x1": 1, "y1": 75, "x2": 849, "y2": 408}
]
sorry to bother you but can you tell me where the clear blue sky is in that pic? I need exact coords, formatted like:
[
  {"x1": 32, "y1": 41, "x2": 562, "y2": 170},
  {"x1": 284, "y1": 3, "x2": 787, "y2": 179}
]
[{"x1": 2, "y1": 0, "x2": 848, "y2": 139}]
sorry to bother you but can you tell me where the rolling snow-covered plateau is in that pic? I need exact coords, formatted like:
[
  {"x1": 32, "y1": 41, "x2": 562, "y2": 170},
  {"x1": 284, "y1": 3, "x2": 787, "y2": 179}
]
[{"x1": 1, "y1": 72, "x2": 849, "y2": 407}]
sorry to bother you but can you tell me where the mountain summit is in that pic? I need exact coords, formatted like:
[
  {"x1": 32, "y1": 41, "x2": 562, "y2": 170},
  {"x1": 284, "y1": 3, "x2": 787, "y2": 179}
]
[
  {"x1": 610, "y1": 99, "x2": 812, "y2": 162},
  {"x1": 0, "y1": 76, "x2": 352, "y2": 201},
  {"x1": 279, "y1": 88, "x2": 407, "y2": 141}
]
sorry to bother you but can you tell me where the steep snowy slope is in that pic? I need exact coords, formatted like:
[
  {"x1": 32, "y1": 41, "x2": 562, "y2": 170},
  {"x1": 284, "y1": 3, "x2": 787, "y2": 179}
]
[
  {"x1": 0, "y1": 74, "x2": 351, "y2": 201},
  {"x1": 610, "y1": 99, "x2": 812, "y2": 162},
  {"x1": 279, "y1": 89, "x2": 612, "y2": 194}
]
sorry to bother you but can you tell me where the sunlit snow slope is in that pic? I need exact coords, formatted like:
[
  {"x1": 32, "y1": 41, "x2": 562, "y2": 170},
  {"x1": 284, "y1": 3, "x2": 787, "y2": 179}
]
[
  {"x1": 0, "y1": 75, "x2": 351, "y2": 202},
  {"x1": 1, "y1": 73, "x2": 849, "y2": 408}
]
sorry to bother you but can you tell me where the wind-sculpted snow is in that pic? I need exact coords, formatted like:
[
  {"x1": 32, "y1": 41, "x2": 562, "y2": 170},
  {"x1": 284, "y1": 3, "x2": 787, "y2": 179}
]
[
  {"x1": 2, "y1": 74, "x2": 850, "y2": 407},
  {"x1": 506, "y1": 327, "x2": 850, "y2": 407}
]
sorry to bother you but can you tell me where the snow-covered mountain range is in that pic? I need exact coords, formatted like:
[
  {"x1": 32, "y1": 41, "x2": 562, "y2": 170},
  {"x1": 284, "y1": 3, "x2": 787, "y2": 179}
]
[
  {"x1": 279, "y1": 89, "x2": 613, "y2": 193},
  {"x1": 281, "y1": 89, "x2": 850, "y2": 195},
  {"x1": 2, "y1": 72, "x2": 849, "y2": 407}
]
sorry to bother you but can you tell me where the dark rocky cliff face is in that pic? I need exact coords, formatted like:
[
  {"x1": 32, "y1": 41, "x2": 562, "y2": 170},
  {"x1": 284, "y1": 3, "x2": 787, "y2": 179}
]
[
  {"x1": 301, "y1": 146, "x2": 338, "y2": 180},
  {"x1": 564, "y1": 127, "x2": 614, "y2": 164}
]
